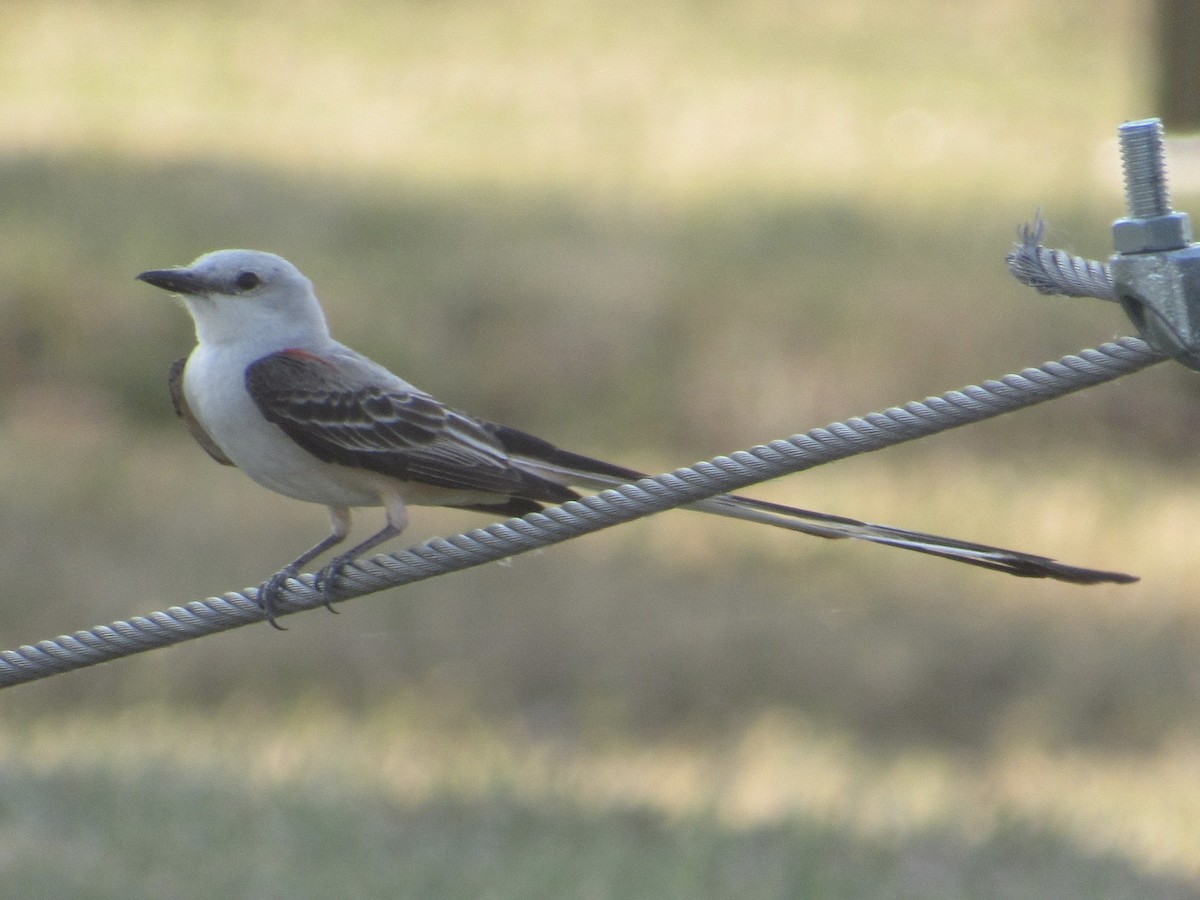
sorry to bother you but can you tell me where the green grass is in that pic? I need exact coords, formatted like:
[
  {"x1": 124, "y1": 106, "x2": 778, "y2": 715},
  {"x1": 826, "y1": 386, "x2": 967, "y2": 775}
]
[
  {"x1": 0, "y1": 706, "x2": 1197, "y2": 898},
  {"x1": 0, "y1": 1, "x2": 1140, "y2": 207}
]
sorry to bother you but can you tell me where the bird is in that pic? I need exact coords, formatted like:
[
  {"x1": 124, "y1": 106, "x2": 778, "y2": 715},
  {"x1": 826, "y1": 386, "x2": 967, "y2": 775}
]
[{"x1": 138, "y1": 250, "x2": 1137, "y2": 627}]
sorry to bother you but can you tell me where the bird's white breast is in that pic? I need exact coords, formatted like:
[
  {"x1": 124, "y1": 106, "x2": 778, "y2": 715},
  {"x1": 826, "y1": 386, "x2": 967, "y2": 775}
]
[{"x1": 183, "y1": 344, "x2": 385, "y2": 508}]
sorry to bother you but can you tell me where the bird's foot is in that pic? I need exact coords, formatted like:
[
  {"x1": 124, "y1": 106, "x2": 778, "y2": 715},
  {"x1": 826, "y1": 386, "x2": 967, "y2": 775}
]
[
  {"x1": 256, "y1": 565, "x2": 300, "y2": 630},
  {"x1": 313, "y1": 556, "x2": 350, "y2": 614}
]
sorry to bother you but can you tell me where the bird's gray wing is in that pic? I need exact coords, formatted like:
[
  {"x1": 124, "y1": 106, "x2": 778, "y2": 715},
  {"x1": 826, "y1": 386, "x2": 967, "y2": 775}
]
[
  {"x1": 169, "y1": 356, "x2": 235, "y2": 466},
  {"x1": 244, "y1": 349, "x2": 578, "y2": 505}
]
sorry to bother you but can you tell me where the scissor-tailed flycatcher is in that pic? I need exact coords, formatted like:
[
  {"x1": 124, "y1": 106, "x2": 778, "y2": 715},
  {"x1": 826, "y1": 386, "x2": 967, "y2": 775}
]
[{"x1": 138, "y1": 250, "x2": 1135, "y2": 627}]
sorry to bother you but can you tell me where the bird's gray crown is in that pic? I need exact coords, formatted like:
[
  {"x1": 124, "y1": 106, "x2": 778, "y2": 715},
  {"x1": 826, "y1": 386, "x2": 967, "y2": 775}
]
[{"x1": 138, "y1": 249, "x2": 308, "y2": 298}]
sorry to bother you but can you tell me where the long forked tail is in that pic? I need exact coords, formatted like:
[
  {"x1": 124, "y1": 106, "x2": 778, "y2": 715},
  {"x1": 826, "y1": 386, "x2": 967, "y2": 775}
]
[
  {"x1": 498, "y1": 429, "x2": 1138, "y2": 586},
  {"x1": 692, "y1": 493, "x2": 1136, "y2": 585}
]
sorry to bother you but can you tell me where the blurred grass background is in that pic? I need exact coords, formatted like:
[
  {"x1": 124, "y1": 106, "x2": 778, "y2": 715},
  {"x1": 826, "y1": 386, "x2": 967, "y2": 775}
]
[{"x1": 2, "y1": 0, "x2": 1200, "y2": 895}]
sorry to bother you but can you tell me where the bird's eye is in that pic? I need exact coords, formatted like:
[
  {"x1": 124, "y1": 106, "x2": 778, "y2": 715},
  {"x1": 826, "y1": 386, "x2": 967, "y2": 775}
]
[{"x1": 234, "y1": 270, "x2": 262, "y2": 291}]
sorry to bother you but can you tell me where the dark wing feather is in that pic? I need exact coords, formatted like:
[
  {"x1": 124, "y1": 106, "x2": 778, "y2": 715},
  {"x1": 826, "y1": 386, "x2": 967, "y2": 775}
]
[
  {"x1": 244, "y1": 351, "x2": 578, "y2": 505},
  {"x1": 482, "y1": 422, "x2": 647, "y2": 483},
  {"x1": 169, "y1": 356, "x2": 235, "y2": 466}
]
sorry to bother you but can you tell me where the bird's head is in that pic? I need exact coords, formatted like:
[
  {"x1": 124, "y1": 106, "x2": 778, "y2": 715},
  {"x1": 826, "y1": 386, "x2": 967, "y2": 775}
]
[{"x1": 138, "y1": 250, "x2": 331, "y2": 349}]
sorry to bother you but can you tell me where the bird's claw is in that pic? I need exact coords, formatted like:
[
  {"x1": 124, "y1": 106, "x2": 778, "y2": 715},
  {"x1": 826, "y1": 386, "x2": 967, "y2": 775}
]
[
  {"x1": 255, "y1": 559, "x2": 345, "y2": 628},
  {"x1": 313, "y1": 559, "x2": 346, "y2": 615},
  {"x1": 256, "y1": 565, "x2": 300, "y2": 630}
]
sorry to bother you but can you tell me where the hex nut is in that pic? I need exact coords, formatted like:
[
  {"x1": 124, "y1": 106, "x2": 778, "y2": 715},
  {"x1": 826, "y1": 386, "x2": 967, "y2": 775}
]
[{"x1": 1112, "y1": 213, "x2": 1192, "y2": 253}]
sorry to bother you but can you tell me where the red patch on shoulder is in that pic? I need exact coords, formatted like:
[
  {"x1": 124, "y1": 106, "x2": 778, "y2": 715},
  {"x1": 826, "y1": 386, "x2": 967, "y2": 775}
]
[{"x1": 280, "y1": 347, "x2": 336, "y2": 368}]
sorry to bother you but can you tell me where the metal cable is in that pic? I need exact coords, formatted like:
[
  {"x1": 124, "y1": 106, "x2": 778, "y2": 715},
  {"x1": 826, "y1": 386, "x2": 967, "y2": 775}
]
[
  {"x1": 0, "y1": 337, "x2": 1165, "y2": 688},
  {"x1": 1006, "y1": 216, "x2": 1118, "y2": 301}
]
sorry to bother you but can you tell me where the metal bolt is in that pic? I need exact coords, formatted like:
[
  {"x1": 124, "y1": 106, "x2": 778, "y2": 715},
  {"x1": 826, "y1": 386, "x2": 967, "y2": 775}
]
[
  {"x1": 1112, "y1": 118, "x2": 1191, "y2": 253},
  {"x1": 1119, "y1": 118, "x2": 1171, "y2": 218}
]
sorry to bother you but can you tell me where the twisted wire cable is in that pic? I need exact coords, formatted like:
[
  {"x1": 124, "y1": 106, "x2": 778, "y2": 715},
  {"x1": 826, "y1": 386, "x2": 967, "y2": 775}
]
[
  {"x1": 0, "y1": 337, "x2": 1164, "y2": 688},
  {"x1": 1006, "y1": 215, "x2": 1118, "y2": 301}
]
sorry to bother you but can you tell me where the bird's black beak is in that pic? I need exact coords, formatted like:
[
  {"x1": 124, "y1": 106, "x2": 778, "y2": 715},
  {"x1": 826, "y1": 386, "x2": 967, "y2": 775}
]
[{"x1": 136, "y1": 268, "x2": 205, "y2": 295}]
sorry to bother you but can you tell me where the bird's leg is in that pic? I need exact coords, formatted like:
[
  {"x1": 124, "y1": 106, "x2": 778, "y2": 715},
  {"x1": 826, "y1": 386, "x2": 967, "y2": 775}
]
[
  {"x1": 257, "y1": 506, "x2": 351, "y2": 629},
  {"x1": 314, "y1": 495, "x2": 409, "y2": 608}
]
